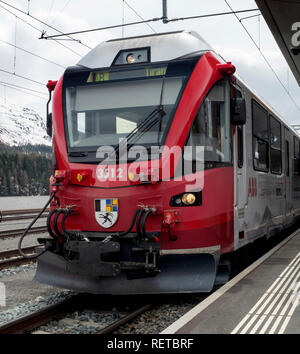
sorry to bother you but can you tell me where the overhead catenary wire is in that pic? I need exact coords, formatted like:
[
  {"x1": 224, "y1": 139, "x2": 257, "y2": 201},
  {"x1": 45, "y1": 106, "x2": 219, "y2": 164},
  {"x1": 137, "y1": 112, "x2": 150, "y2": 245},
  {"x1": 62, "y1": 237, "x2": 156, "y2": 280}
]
[
  {"x1": 0, "y1": 38, "x2": 66, "y2": 68},
  {"x1": 0, "y1": 3, "x2": 82, "y2": 57},
  {"x1": 43, "y1": 0, "x2": 55, "y2": 34},
  {"x1": 48, "y1": 0, "x2": 72, "y2": 27},
  {"x1": 40, "y1": 8, "x2": 260, "y2": 40},
  {"x1": 0, "y1": 67, "x2": 45, "y2": 86},
  {"x1": 0, "y1": 82, "x2": 47, "y2": 100},
  {"x1": 239, "y1": 13, "x2": 261, "y2": 22},
  {"x1": 224, "y1": 0, "x2": 300, "y2": 114},
  {"x1": 124, "y1": 0, "x2": 156, "y2": 33},
  {"x1": 0, "y1": 80, "x2": 47, "y2": 95},
  {"x1": 13, "y1": 15, "x2": 17, "y2": 74},
  {"x1": 0, "y1": 0, "x2": 91, "y2": 49}
]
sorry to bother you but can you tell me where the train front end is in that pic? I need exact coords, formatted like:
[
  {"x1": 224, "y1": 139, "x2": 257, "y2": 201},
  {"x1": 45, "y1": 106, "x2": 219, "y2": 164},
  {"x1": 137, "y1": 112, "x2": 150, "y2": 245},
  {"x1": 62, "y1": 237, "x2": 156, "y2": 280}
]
[{"x1": 35, "y1": 31, "x2": 236, "y2": 294}]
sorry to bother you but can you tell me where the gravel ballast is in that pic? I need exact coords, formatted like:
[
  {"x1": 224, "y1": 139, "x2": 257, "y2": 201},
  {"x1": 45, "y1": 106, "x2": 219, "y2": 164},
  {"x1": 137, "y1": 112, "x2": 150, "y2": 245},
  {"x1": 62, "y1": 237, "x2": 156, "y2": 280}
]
[{"x1": 0, "y1": 290, "x2": 73, "y2": 325}]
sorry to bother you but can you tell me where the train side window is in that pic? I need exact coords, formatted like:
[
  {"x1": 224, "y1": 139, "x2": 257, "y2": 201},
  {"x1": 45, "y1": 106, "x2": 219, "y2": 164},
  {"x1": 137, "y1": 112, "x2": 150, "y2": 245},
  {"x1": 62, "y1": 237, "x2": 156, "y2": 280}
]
[
  {"x1": 286, "y1": 140, "x2": 290, "y2": 176},
  {"x1": 293, "y1": 136, "x2": 300, "y2": 176},
  {"x1": 186, "y1": 79, "x2": 231, "y2": 164},
  {"x1": 252, "y1": 100, "x2": 269, "y2": 172},
  {"x1": 270, "y1": 115, "x2": 282, "y2": 174}
]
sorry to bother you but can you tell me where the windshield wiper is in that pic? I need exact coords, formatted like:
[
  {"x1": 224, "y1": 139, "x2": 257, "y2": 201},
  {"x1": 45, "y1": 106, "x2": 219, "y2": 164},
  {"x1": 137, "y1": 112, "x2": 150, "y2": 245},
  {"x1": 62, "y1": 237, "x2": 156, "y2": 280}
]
[
  {"x1": 114, "y1": 106, "x2": 166, "y2": 159},
  {"x1": 127, "y1": 107, "x2": 166, "y2": 146},
  {"x1": 115, "y1": 76, "x2": 167, "y2": 159},
  {"x1": 68, "y1": 152, "x2": 88, "y2": 157}
]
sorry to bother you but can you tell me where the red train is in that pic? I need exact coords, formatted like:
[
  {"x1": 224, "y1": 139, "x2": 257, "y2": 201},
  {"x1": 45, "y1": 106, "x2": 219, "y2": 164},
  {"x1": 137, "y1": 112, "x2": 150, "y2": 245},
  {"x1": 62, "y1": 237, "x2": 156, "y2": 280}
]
[{"x1": 35, "y1": 30, "x2": 300, "y2": 294}]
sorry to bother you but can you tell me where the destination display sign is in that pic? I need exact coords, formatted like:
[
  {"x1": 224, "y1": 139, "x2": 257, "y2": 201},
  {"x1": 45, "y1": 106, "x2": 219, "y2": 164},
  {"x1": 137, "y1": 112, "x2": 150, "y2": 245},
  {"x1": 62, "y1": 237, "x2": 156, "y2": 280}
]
[{"x1": 86, "y1": 66, "x2": 167, "y2": 83}]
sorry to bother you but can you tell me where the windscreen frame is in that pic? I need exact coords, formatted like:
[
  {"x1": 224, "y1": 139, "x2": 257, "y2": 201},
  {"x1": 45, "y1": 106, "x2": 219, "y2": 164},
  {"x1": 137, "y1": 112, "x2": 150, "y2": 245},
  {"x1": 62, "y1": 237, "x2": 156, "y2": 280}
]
[{"x1": 61, "y1": 57, "x2": 200, "y2": 164}]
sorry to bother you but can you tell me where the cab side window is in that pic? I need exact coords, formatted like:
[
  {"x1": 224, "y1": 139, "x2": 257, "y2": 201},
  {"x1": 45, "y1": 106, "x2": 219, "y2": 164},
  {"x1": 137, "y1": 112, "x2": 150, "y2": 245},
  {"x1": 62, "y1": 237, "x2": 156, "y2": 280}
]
[
  {"x1": 252, "y1": 100, "x2": 269, "y2": 172},
  {"x1": 270, "y1": 115, "x2": 282, "y2": 174},
  {"x1": 187, "y1": 79, "x2": 231, "y2": 164}
]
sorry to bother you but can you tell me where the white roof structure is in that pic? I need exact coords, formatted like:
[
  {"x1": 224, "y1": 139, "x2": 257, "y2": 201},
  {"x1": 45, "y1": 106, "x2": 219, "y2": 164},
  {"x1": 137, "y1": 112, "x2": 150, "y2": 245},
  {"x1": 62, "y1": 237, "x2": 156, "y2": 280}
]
[
  {"x1": 256, "y1": 0, "x2": 300, "y2": 87},
  {"x1": 77, "y1": 30, "x2": 213, "y2": 69}
]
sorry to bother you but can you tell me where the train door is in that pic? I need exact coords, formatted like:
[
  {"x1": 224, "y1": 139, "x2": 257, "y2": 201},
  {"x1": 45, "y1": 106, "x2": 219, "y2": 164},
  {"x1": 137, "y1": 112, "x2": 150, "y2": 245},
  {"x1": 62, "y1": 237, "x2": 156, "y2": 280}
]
[
  {"x1": 233, "y1": 85, "x2": 247, "y2": 247},
  {"x1": 236, "y1": 125, "x2": 247, "y2": 209},
  {"x1": 284, "y1": 128, "x2": 292, "y2": 225}
]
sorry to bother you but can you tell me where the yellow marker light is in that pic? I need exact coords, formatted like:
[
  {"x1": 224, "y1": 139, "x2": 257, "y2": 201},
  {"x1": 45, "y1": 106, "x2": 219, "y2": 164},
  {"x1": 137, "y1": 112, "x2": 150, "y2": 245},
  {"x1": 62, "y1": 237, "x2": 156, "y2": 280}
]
[
  {"x1": 181, "y1": 193, "x2": 196, "y2": 205},
  {"x1": 128, "y1": 171, "x2": 135, "y2": 181},
  {"x1": 126, "y1": 53, "x2": 135, "y2": 64},
  {"x1": 54, "y1": 170, "x2": 59, "y2": 177},
  {"x1": 77, "y1": 173, "x2": 83, "y2": 183}
]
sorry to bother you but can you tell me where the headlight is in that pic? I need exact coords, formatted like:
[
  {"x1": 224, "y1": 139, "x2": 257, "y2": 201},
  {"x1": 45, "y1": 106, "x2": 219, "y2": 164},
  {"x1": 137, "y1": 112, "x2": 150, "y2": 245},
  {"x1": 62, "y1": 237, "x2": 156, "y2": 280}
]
[
  {"x1": 181, "y1": 193, "x2": 196, "y2": 205},
  {"x1": 126, "y1": 53, "x2": 136, "y2": 64},
  {"x1": 170, "y1": 191, "x2": 202, "y2": 207}
]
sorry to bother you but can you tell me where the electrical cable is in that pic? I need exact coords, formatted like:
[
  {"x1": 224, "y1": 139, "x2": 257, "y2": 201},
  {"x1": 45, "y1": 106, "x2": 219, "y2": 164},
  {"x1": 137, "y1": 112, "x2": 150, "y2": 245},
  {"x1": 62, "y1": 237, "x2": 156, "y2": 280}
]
[
  {"x1": 141, "y1": 209, "x2": 153, "y2": 240},
  {"x1": 47, "y1": 208, "x2": 58, "y2": 238},
  {"x1": 124, "y1": 0, "x2": 156, "y2": 33},
  {"x1": 0, "y1": 0, "x2": 91, "y2": 49},
  {"x1": 61, "y1": 209, "x2": 74, "y2": 237},
  {"x1": 53, "y1": 209, "x2": 65, "y2": 237},
  {"x1": 0, "y1": 80, "x2": 47, "y2": 95},
  {"x1": 0, "y1": 67, "x2": 44, "y2": 86},
  {"x1": 43, "y1": 0, "x2": 55, "y2": 34},
  {"x1": 0, "y1": 3, "x2": 82, "y2": 57},
  {"x1": 18, "y1": 192, "x2": 56, "y2": 259},
  {"x1": 13, "y1": 15, "x2": 17, "y2": 74},
  {"x1": 40, "y1": 8, "x2": 259, "y2": 39},
  {"x1": 136, "y1": 209, "x2": 145, "y2": 239},
  {"x1": 0, "y1": 38, "x2": 66, "y2": 68},
  {"x1": 118, "y1": 209, "x2": 140, "y2": 236},
  {"x1": 48, "y1": 0, "x2": 72, "y2": 27},
  {"x1": 1, "y1": 82, "x2": 47, "y2": 99}
]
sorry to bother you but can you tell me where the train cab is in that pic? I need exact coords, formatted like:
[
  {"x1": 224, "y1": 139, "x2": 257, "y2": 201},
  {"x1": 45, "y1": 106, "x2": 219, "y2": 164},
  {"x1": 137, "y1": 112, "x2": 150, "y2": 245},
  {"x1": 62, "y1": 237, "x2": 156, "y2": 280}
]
[{"x1": 36, "y1": 30, "x2": 291, "y2": 295}]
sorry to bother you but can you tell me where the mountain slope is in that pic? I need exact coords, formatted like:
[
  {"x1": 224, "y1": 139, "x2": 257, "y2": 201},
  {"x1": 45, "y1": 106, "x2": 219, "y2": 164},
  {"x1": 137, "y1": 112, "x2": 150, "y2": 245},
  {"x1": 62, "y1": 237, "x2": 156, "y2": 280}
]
[{"x1": 0, "y1": 102, "x2": 51, "y2": 146}]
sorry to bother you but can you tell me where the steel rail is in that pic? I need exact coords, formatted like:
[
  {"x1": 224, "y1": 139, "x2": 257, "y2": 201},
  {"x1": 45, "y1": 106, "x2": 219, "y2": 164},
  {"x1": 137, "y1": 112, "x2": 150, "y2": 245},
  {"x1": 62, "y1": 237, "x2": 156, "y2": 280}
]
[
  {"x1": 0, "y1": 246, "x2": 37, "y2": 270},
  {"x1": 97, "y1": 304, "x2": 152, "y2": 334},
  {"x1": 0, "y1": 246, "x2": 36, "y2": 259},
  {"x1": 1, "y1": 214, "x2": 47, "y2": 222},
  {"x1": 0, "y1": 294, "x2": 151, "y2": 334},
  {"x1": 0, "y1": 208, "x2": 50, "y2": 216},
  {"x1": 0, "y1": 226, "x2": 47, "y2": 239},
  {"x1": 0, "y1": 296, "x2": 80, "y2": 334}
]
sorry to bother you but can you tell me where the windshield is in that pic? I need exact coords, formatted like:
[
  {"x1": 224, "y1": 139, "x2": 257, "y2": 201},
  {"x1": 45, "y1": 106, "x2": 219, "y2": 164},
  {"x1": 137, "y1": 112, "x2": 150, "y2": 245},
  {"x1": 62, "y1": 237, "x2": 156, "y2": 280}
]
[{"x1": 65, "y1": 76, "x2": 185, "y2": 150}]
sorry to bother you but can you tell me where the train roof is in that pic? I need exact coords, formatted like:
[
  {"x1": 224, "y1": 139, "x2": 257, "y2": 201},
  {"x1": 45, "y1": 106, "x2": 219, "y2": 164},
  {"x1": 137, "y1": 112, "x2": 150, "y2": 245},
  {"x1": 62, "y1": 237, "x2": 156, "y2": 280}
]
[
  {"x1": 77, "y1": 30, "x2": 213, "y2": 69},
  {"x1": 76, "y1": 30, "x2": 299, "y2": 139},
  {"x1": 235, "y1": 73, "x2": 300, "y2": 138}
]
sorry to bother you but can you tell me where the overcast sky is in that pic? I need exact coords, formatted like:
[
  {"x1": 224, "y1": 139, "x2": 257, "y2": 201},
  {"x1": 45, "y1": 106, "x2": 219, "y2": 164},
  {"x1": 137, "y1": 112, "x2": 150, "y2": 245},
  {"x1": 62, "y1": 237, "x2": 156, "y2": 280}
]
[{"x1": 0, "y1": 0, "x2": 300, "y2": 126}]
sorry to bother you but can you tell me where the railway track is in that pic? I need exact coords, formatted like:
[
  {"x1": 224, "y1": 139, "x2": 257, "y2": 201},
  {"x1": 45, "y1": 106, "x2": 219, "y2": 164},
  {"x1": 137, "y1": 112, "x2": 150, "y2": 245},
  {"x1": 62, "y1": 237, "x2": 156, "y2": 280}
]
[
  {"x1": 0, "y1": 296, "x2": 78, "y2": 334},
  {"x1": 0, "y1": 294, "x2": 152, "y2": 334},
  {"x1": 0, "y1": 208, "x2": 49, "y2": 223},
  {"x1": 0, "y1": 226, "x2": 297, "y2": 335},
  {"x1": 0, "y1": 246, "x2": 37, "y2": 270},
  {"x1": 0, "y1": 208, "x2": 48, "y2": 239},
  {"x1": 0, "y1": 226, "x2": 47, "y2": 240}
]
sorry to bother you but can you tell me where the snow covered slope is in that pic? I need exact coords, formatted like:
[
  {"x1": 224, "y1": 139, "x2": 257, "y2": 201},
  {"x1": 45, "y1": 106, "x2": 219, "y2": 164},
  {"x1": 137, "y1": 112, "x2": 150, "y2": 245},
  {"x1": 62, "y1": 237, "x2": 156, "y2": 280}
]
[{"x1": 0, "y1": 102, "x2": 51, "y2": 146}]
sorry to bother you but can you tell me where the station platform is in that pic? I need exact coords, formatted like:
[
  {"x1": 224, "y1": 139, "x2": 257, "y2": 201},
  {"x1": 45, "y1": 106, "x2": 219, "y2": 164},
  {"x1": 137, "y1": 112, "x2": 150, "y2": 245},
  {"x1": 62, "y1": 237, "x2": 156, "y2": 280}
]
[{"x1": 161, "y1": 229, "x2": 300, "y2": 334}]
